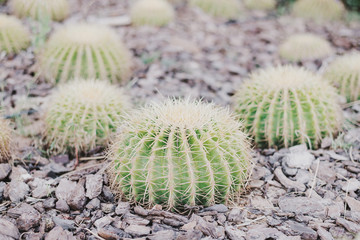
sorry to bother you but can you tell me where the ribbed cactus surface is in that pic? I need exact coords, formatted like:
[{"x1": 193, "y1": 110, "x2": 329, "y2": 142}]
[
  {"x1": 292, "y1": 0, "x2": 345, "y2": 22},
  {"x1": 190, "y1": 0, "x2": 242, "y2": 18},
  {"x1": 39, "y1": 24, "x2": 132, "y2": 85},
  {"x1": 107, "y1": 99, "x2": 252, "y2": 211},
  {"x1": 0, "y1": 118, "x2": 12, "y2": 163},
  {"x1": 324, "y1": 53, "x2": 360, "y2": 103},
  {"x1": 9, "y1": 0, "x2": 69, "y2": 21},
  {"x1": 0, "y1": 14, "x2": 30, "y2": 54},
  {"x1": 233, "y1": 66, "x2": 342, "y2": 149},
  {"x1": 45, "y1": 80, "x2": 130, "y2": 154},
  {"x1": 131, "y1": 0, "x2": 174, "y2": 26},
  {"x1": 244, "y1": 0, "x2": 276, "y2": 10}
]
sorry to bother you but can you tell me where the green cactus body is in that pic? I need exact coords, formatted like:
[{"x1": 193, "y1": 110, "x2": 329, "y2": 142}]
[
  {"x1": 45, "y1": 80, "x2": 130, "y2": 154},
  {"x1": 39, "y1": 24, "x2": 132, "y2": 85},
  {"x1": 190, "y1": 0, "x2": 242, "y2": 18},
  {"x1": 292, "y1": 0, "x2": 345, "y2": 22},
  {"x1": 233, "y1": 66, "x2": 342, "y2": 149},
  {"x1": 107, "y1": 99, "x2": 252, "y2": 211},
  {"x1": 324, "y1": 53, "x2": 360, "y2": 103},
  {"x1": 131, "y1": 0, "x2": 175, "y2": 26},
  {"x1": 0, "y1": 14, "x2": 30, "y2": 54},
  {"x1": 244, "y1": 0, "x2": 276, "y2": 10},
  {"x1": 0, "y1": 118, "x2": 12, "y2": 163}
]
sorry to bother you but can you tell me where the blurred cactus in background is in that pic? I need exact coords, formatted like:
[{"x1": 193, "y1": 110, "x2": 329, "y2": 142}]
[
  {"x1": 244, "y1": 0, "x2": 276, "y2": 10},
  {"x1": 190, "y1": 0, "x2": 242, "y2": 18},
  {"x1": 0, "y1": 118, "x2": 12, "y2": 163},
  {"x1": 292, "y1": 0, "x2": 345, "y2": 22},
  {"x1": 131, "y1": 0, "x2": 175, "y2": 26}
]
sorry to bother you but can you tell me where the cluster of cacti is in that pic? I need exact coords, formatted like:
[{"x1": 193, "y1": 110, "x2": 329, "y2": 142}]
[
  {"x1": 38, "y1": 24, "x2": 132, "y2": 85},
  {"x1": 9, "y1": 0, "x2": 69, "y2": 21},
  {"x1": 45, "y1": 80, "x2": 130, "y2": 154},
  {"x1": 0, "y1": 118, "x2": 12, "y2": 163},
  {"x1": 292, "y1": 0, "x2": 345, "y2": 22},
  {"x1": 233, "y1": 66, "x2": 342, "y2": 149},
  {"x1": 131, "y1": 0, "x2": 175, "y2": 26},
  {"x1": 324, "y1": 53, "x2": 360, "y2": 103},
  {"x1": 279, "y1": 33, "x2": 333, "y2": 61},
  {"x1": 244, "y1": 0, "x2": 276, "y2": 10},
  {"x1": 107, "y1": 99, "x2": 252, "y2": 210},
  {"x1": 190, "y1": 0, "x2": 242, "y2": 18},
  {"x1": 0, "y1": 14, "x2": 30, "y2": 54}
]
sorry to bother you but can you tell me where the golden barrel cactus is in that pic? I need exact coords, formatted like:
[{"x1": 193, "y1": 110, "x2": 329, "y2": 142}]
[
  {"x1": 0, "y1": 118, "x2": 12, "y2": 163},
  {"x1": 244, "y1": 0, "x2": 276, "y2": 10},
  {"x1": 131, "y1": 0, "x2": 175, "y2": 26},
  {"x1": 190, "y1": 0, "x2": 242, "y2": 18},
  {"x1": 292, "y1": 0, "x2": 345, "y2": 22}
]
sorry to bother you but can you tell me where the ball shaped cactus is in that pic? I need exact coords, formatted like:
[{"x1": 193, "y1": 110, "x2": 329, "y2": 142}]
[
  {"x1": 190, "y1": 0, "x2": 242, "y2": 18},
  {"x1": 0, "y1": 14, "x2": 30, "y2": 54},
  {"x1": 9, "y1": 0, "x2": 69, "y2": 21},
  {"x1": 0, "y1": 118, "x2": 12, "y2": 163},
  {"x1": 130, "y1": 0, "x2": 174, "y2": 27},
  {"x1": 244, "y1": 0, "x2": 276, "y2": 10},
  {"x1": 45, "y1": 80, "x2": 130, "y2": 154},
  {"x1": 324, "y1": 53, "x2": 360, "y2": 103},
  {"x1": 292, "y1": 0, "x2": 345, "y2": 23},
  {"x1": 233, "y1": 66, "x2": 342, "y2": 149},
  {"x1": 39, "y1": 24, "x2": 132, "y2": 85},
  {"x1": 107, "y1": 99, "x2": 252, "y2": 211},
  {"x1": 279, "y1": 33, "x2": 333, "y2": 61}
]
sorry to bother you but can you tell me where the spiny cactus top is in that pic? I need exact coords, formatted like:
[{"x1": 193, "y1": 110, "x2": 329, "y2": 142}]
[
  {"x1": 0, "y1": 118, "x2": 12, "y2": 163},
  {"x1": 292, "y1": 0, "x2": 345, "y2": 23},
  {"x1": 279, "y1": 33, "x2": 333, "y2": 61},
  {"x1": 324, "y1": 53, "x2": 360, "y2": 103},
  {"x1": 107, "y1": 99, "x2": 252, "y2": 211},
  {"x1": 244, "y1": 0, "x2": 276, "y2": 10},
  {"x1": 39, "y1": 24, "x2": 132, "y2": 85},
  {"x1": 0, "y1": 14, "x2": 30, "y2": 54},
  {"x1": 233, "y1": 66, "x2": 342, "y2": 149},
  {"x1": 45, "y1": 80, "x2": 130, "y2": 154},
  {"x1": 190, "y1": 0, "x2": 242, "y2": 18},
  {"x1": 9, "y1": 0, "x2": 69, "y2": 21},
  {"x1": 131, "y1": 0, "x2": 174, "y2": 26}
]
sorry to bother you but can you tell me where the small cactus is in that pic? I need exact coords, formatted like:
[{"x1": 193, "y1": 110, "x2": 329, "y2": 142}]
[
  {"x1": 39, "y1": 24, "x2": 132, "y2": 85},
  {"x1": 244, "y1": 0, "x2": 276, "y2": 10},
  {"x1": 0, "y1": 14, "x2": 30, "y2": 54},
  {"x1": 233, "y1": 66, "x2": 342, "y2": 149},
  {"x1": 292, "y1": 0, "x2": 345, "y2": 22},
  {"x1": 279, "y1": 33, "x2": 333, "y2": 61},
  {"x1": 324, "y1": 53, "x2": 360, "y2": 103},
  {"x1": 45, "y1": 80, "x2": 130, "y2": 154},
  {"x1": 131, "y1": 0, "x2": 174, "y2": 26},
  {"x1": 107, "y1": 99, "x2": 252, "y2": 211},
  {"x1": 190, "y1": 0, "x2": 242, "y2": 18},
  {"x1": 9, "y1": 0, "x2": 69, "y2": 21},
  {"x1": 0, "y1": 118, "x2": 12, "y2": 163}
]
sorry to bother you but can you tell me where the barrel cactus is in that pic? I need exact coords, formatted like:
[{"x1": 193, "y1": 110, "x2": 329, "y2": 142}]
[
  {"x1": 233, "y1": 66, "x2": 342, "y2": 149},
  {"x1": 0, "y1": 118, "x2": 12, "y2": 163},
  {"x1": 107, "y1": 99, "x2": 252, "y2": 211},
  {"x1": 292, "y1": 0, "x2": 345, "y2": 22},
  {"x1": 0, "y1": 14, "x2": 30, "y2": 54},
  {"x1": 244, "y1": 0, "x2": 276, "y2": 10},
  {"x1": 279, "y1": 33, "x2": 333, "y2": 61},
  {"x1": 45, "y1": 80, "x2": 130, "y2": 154},
  {"x1": 324, "y1": 53, "x2": 360, "y2": 103},
  {"x1": 131, "y1": 0, "x2": 174, "y2": 26},
  {"x1": 9, "y1": 0, "x2": 69, "y2": 21},
  {"x1": 39, "y1": 24, "x2": 132, "y2": 85},
  {"x1": 190, "y1": 0, "x2": 242, "y2": 18}
]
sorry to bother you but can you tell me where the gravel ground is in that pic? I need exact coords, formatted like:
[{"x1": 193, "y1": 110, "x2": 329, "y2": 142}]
[{"x1": 1, "y1": 0, "x2": 360, "y2": 239}]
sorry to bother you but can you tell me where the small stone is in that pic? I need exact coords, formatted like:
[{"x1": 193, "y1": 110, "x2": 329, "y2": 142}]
[
  {"x1": 327, "y1": 204, "x2": 341, "y2": 219},
  {"x1": 227, "y1": 208, "x2": 245, "y2": 223},
  {"x1": 326, "y1": 151, "x2": 348, "y2": 161},
  {"x1": 278, "y1": 196, "x2": 325, "y2": 216},
  {"x1": 30, "y1": 178, "x2": 53, "y2": 199},
  {"x1": 85, "y1": 174, "x2": 103, "y2": 199},
  {"x1": 7, "y1": 203, "x2": 41, "y2": 232},
  {"x1": 25, "y1": 232, "x2": 43, "y2": 240},
  {"x1": 6, "y1": 179, "x2": 29, "y2": 202},
  {"x1": 0, "y1": 182, "x2": 5, "y2": 200},
  {"x1": 282, "y1": 164, "x2": 298, "y2": 177},
  {"x1": 67, "y1": 183, "x2": 86, "y2": 210},
  {"x1": 193, "y1": 215, "x2": 225, "y2": 239},
  {"x1": 134, "y1": 206, "x2": 149, "y2": 216},
  {"x1": 123, "y1": 213, "x2": 150, "y2": 226},
  {"x1": 115, "y1": 202, "x2": 130, "y2": 215},
  {"x1": 86, "y1": 198, "x2": 101, "y2": 210},
  {"x1": 51, "y1": 154, "x2": 69, "y2": 164},
  {"x1": 312, "y1": 162, "x2": 336, "y2": 183},
  {"x1": 284, "y1": 151, "x2": 315, "y2": 169},
  {"x1": 101, "y1": 203, "x2": 115, "y2": 214},
  {"x1": 246, "y1": 227, "x2": 286, "y2": 239},
  {"x1": 98, "y1": 225, "x2": 131, "y2": 239},
  {"x1": 342, "y1": 178, "x2": 360, "y2": 192},
  {"x1": 225, "y1": 224, "x2": 245, "y2": 240},
  {"x1": 176, "y1": 230, "x2": 203, "y2": 240},
  {"x1": 125, "y1": 225, "x2": 151, "y2": 237},
  {"x1": 181, "y1": 221, "x2": 197, "y2": 231},
  {"x1": 202, "y1": 204, "x2": 228, "y2": 213},
  {"x1": 281, "y1": 221, "x2": 317, "y2": 239},
  {"x1": 249, "y1": 179, "x2": 264, "y2": 188},
  {"x1": 295, "y1": 169, "x2": 312, "y2": 184},
  {"x1": 274, "y1": 167, "x2": 306, "y2": 192},
  {"x1": 55, "y1": 179, "x2": 77, "y2": 202},
  {"x1": 43, "y1": 198, "x2": 56, "y2": 209},
  {"x1": 345, "y1": 196, "x2": 360, "y2": 212},
  {"x1": 94, "y1": 216, "x2": 113, "y2": 229},
  {"x1": 321, "y1": 137, "x2": 332, "y2": 149},
  {"x1": 10, "y1": 166, "x2": 32, "y2": 182},
  {"x1": 0, "y1": 218, "x2": 20, "y2": 239},
  {"x1": 148, "y1": 230, "x2": 175, "y2": 240},
  {"x1": 317, "y1": 227, "x2": 334, "y2": 240},
  {"x1": 102, "y1": 186, "x2": 114, "y2": 202},
  {"x1": 45, "y1": 226, "x2": 76, "y2": 240},
  {"x1": 336, "y1": 217, "x2": 360, "y2": 233},
  {"x1": 0, "y1": 164, "x2": 11, "y2": 181},
  {"x1": 52, "y1": 216, "x2": 75, "y2": 231},
  {"x1": 56, "y1": 199, "x2": 70, "y2": 212}
]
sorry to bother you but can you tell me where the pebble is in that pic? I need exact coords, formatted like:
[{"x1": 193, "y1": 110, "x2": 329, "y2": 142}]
[
  {"x1": 56, "y1": 199, "x2": 70, "y2": 212},
  {"x1": 344, "y1": 196, "x2": 360, "y2": 212},
  {"x1": 98, "y1": 225, "x2": 131, "y2": 239},
  {"x1": 115, "y1": 201, "x2": 130, "y2": 215},
  {"x1": 125, "y1": 225, "x2": 151, "y2": 236},
  {"x1": 284, "y1": 151, "x2": 315, "y2": 169},
  {"x1": 225, "y1": 224, "x2": 246, "y2": 240},
  {"x1": 148, "y1": 230, "x2": 175, "y2": 240},
  {"x1": 278, "y1": 197, "x2": 325, "y2": 217},
  {"x1": 0, "y1": 218, "x2": 20, "y2": 239},
  {"x1": 0, "y1": 163, "x2": 11, "y2": 181},
  {"x1": 94, "y1": 216, "x2": 113, "y2": 229},
  {"x1": 342, "y1": 178, "x2": 360, "y2": 192},
  {"x1": 7, "y1": 203, "x2": 41, "y2": 231},
  {"x1": 246, "y1": 227, "x2": 286, "y2": 239},
  {"x1": 86, "y1": 198, "x2": 101, "y2": 210},
  {"x1": 317, "y1": 227, "x2": 334, "y2": 240},
  {"x1": 85, "y1": 174, "x2": 103, "y2": 199},
  {"x1": 52, "y1": 216, "x2": 75, "y2": 231},
  {"x1": 202, "y1": 204, "x2": 228, "y2": 213},
  {"x1": 5, "y1": 179, "x2": 29, "y2": 202},
  {"x1": 336, "y1": 217, "x2": 360, "y2": 233},
  {"x1": 274, "y1": 167, "x2": 306, "y2": 192},
  {"x1": 45, "y1": 226, "x2": 76, "y2": 240},
  {"x1": 67, "y1": 183, "x2": 86, "y2": 210}
]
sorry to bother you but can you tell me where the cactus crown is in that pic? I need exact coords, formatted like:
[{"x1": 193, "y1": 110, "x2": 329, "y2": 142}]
[
  {"x1": 279, "y1": 33, "x2": 333, "y2": 61},
  {"x1": 9, "y1": 0, "x2": 69, "y2": 21},
  {"x1": 39, "y1": 24, "x2": 132, "y2": 85},
  {"x1": 244, "y1": 0, "x2": 276, "y2": 10},
  {"x1": 0, "y1": 14, "x2": 30, "y2": 54},
  {"x1": 0, "y1": 118, "x2": 12, "y2": 163},
  {"x1": 324, "y1": 53, "x2": 360, "y2": 102},
  {"x1": 190, "y1": 0, "x2": 242, "y2": 18},
  {"x1": 45, "y1": 79, "x2": 130, "y2": 154},
  {"x1": 233, "y1": 66, "x2": 342, "y2": 149},
  {"x1": 107, "y1": 99, "x2": 252, "y2": 211},
  {"x1": 292, "y1": 0, "x2": 345, "y2": 22},
  {"x1": 131, "y1": 0, "x2": 174, "y2": 26}
]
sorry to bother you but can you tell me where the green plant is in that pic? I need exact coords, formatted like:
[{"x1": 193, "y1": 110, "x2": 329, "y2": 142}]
[
  {"x1": 233, "y1": 66, "x2": 342, "y2": 149},
  {"x1": 244, "y1": 0, "x2": 276, "y2": 10},
  {"x1": 0, "y1": 118, "x2": 12, "y2": 163},
  {"x1": 324, "y1": 53, "x2": 360, "y2": 103},
  {"x1": 131, "y1": 0, "x2": 175, "y2": 26},
  {"x1": 292, "y1": 0, "x2": 345, "y2": 22},
  {"x1": 0, "y1": 14, "x2": 30, "y2": 54},
  {"x1": 9, "y1": 0, "x2": 69, "y2": 21},
  {"x1": 45, "y1": 79, "x2": 130, "y2": 154},
  {"x1": 279, "y1": 33, "x2": 333, "y2": 61},
  {"x1": 107, "y1": 99, "x2": 252, "y2": 211},
  {"x1": 38, "y1": 24, "x2": 132, "y2": 85},
  {"x1": 190, "y1": 0, "x2": 242, "y2": 18},
  {"x1": 342, "y1": 0, "x2": 360, "y2": 11}
]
